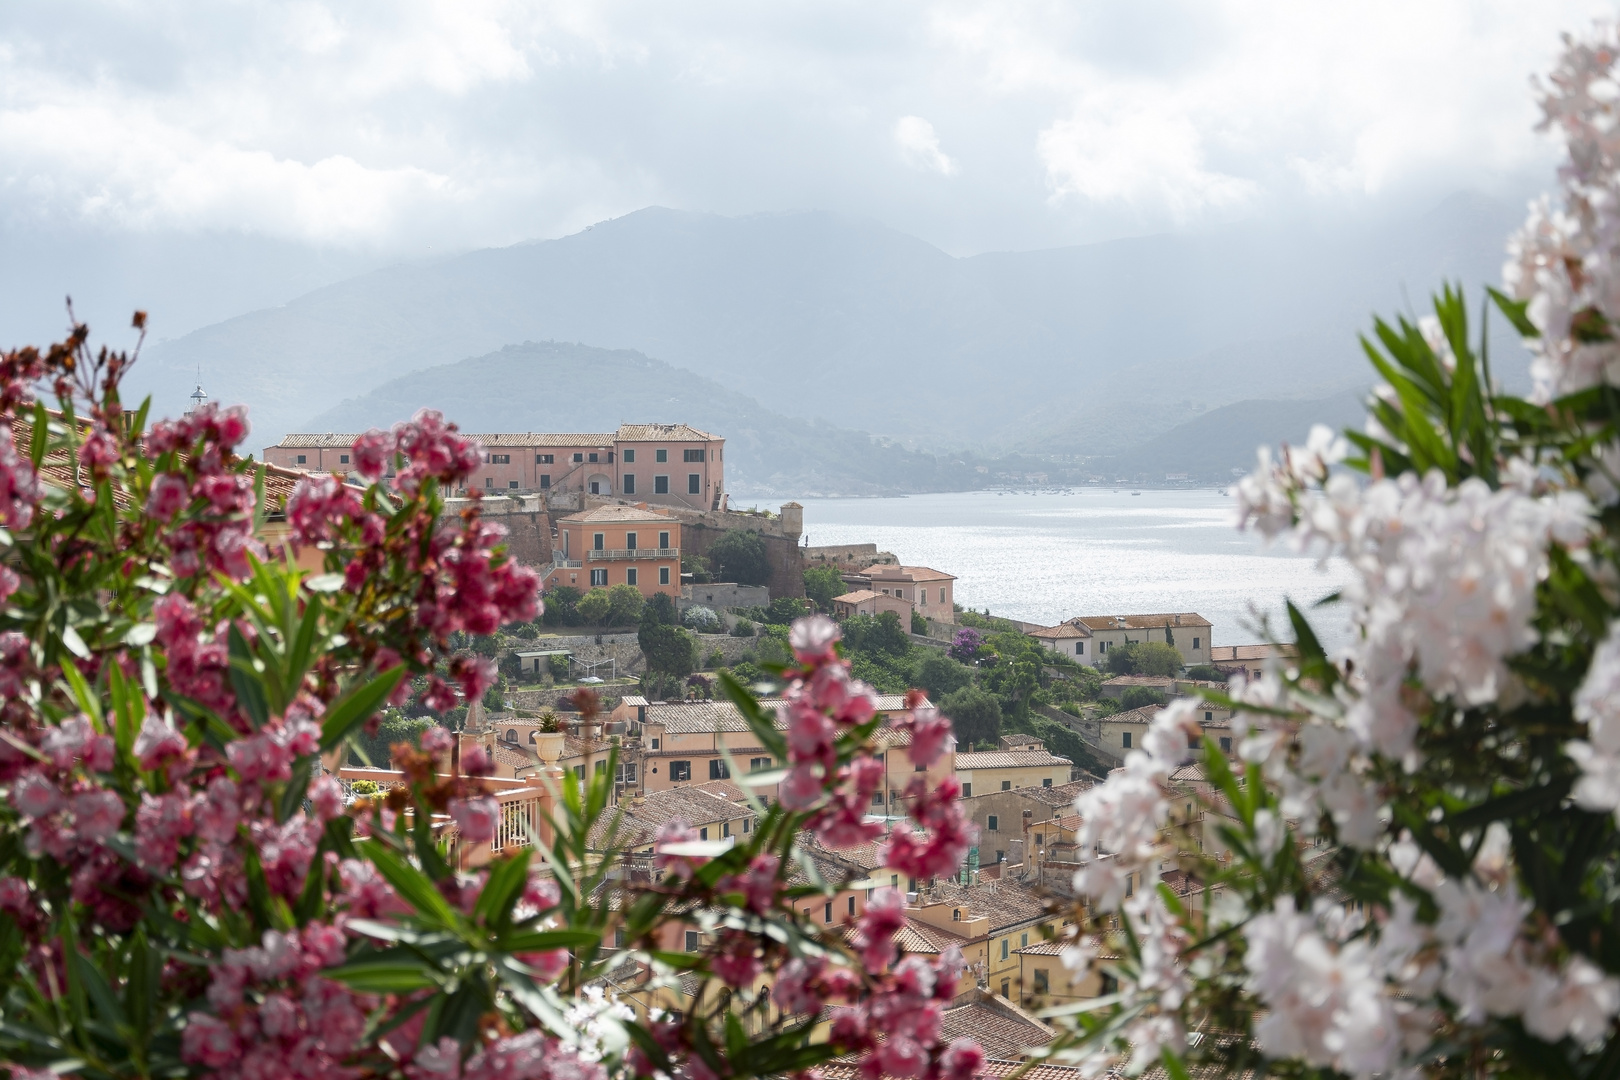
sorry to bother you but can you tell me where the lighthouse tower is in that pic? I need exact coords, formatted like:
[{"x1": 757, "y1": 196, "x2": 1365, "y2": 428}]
[{"x1": 185, "y1": 383, "x2": 207, "y2": 417}]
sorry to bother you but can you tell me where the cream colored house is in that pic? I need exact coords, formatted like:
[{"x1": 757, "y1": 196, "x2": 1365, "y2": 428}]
[
  {"x1": 844, "y1": 564, "x2": 958, "y2": 625},
  {"x1": 1034, "y1": 613, "x2": 1213, "y2": 669},
  {"x1": 955, "y1": 742, "x2": 1074, "y2": 798},
  {"x1": 1099, "y1": 702, "x2": 1235, "y2": 759}
]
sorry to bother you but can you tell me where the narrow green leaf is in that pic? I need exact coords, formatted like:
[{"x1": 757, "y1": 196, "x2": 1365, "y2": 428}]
[
  {"x1": 323, "y1": 960, "x2": 441, "y2": 993},
  {"x1": 472, "y1": 849, "x2": 532, "y2": 928},
  {"x1": 227, "y1": 623, "x2": 271, "y2": 728},
  {"x1": 359, "y1": 839, "x2": 461, "y2": 927},
  {"x1": 320, "y1": 668, "x2": 407, "y2": 752}
]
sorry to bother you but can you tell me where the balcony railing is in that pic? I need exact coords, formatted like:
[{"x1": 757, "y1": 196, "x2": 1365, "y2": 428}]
[
  {"x1": 552, "y1": 555, "x2": 583, "y2": 568},
  {"x1": 587, "y1": 547, "x2": 680, "y2": 562}
]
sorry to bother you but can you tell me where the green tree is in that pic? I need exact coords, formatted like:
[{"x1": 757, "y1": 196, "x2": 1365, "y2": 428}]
[
  {"x1": 482, "y1": 673, "x2": 510, "y2": 712},
  {"x1": 548, "y1": 654, "x2": 571, "y2": 681},
  {"x1": 1105, "y1": 640, "x2": 1182, "y2": 676},
  {"x1": 842, "y1": 610, "x2": 910, "y2": 658},
  {"x1": 939, "y1": 686, "x2": 1002, "y2": 749},
  {"x1": 682, "y1": 552, "x2": 713, "y2": 584},
  {"x1": 803, "y1": 564, "x2": 845, "y2": 611},
  {"x1": 1185, "y1": 663, "x2": 1225, "y2": 681},
  {"x1": 730, "y1": 618, "x2": 756, "y2": 637},
  {"x1": 356, "y1": 714, "x2": 437, "y2": 768},
  {"x1": 640, "y1": 623, "x2": 696, "y2": 678},
  {"x1": 913, "y1": 650, "x2": 972, "y2": 700},
  {"x1": 643, "y1": 591, "x2": 677, "y2": 628},
  {"x1": 708, "y1": 529, "x2": 771, "y2": 586},
  {"x1": 761, "y1": 596, "x2": 812, "y2": 625},
  {"x1": 541, "y1": 584, "x2": 583, "y2": 626},
  {"x1": 911, "y1": 609, "x2": 928, "y2": 635},
  {"x1": 1119, "y1": 685, "x2": 1167, "y2": 710},
  {"x1": 605, "y1": 582, "x2": 645, "y2": 626},
  {"x1": 576, "y1": 587, "x2": 611, "y2": 626}
]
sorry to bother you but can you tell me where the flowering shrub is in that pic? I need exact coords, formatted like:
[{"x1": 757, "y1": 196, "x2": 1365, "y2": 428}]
[
  {"x1": 1046, "y1": 23, "x2": 1620, "y2": 1078},
  {"x1": 0, "y1": 324, "x2": 983, "y2": 1079}
]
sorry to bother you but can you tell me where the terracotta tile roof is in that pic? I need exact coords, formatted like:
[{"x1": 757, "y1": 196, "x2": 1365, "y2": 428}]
[
  {"x1": 940, "y1": 1003, "x2": 1053, "y2": 1060},
  {"x1": 481, "y1": 432, "x2": 614, "y2": 447},
  {"x1": 924, "y1": 878, "x2": 1049, "y2": 934},
  {"x1": 1107, "y1": 707, "x2": 1159, "y2": 725},
  {"x1": 955, "y1": 750, "x2": 1073, "y2": 770},
  {"x1": 861, "y1": 565, "x2": 957, "y2": 582},
  {"x1": 1015, "y1": 939, "x2": 1071, "y2": 956},
  {"x1": 1102, "y1": 675, "x2": 1176, "y2": 688},
  {"x1": 1029, "y1": 621, "x2": 1092, "y2": 640},
  {"x1": 1012, "y1": 779, "x2": 1094, "y2": 807},
  {"x1": 1072, "y1": 613, "x2": 1211, "y2": 631},
  {"x1": 645, "y1": 696, "x2": 923, "y2": 735},
  {"x1": 1209, "y1": 643, "x2": 1296, "y2": 663},
  {"x1": 615, "y1": 423, "x2": 720, "y2": 443},
  {"x1": 560, "y1": 505, "x2": 674, "y2": 523},
  {"x1": 833, "y1": 590, "x2": 880, "y2": 604},
  {"x1": 620, "y1": 783, "x2": 751, "y2": 830},
  {"x1": 271, "y1": 433, "x2": 362, "y2": 448}
]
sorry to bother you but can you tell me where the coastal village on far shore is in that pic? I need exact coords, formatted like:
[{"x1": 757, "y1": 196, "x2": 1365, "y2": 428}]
[{"x1": 262, "y1": 415, "x2": 1298, "y2": 1055}]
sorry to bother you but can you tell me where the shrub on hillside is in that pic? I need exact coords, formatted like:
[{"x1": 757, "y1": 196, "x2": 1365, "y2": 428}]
[
  {"x1": 913, "y1": 650, "x2": 973, "y2": 700},
  {"x1": 1118, "y1": 686, "x2": 1168, "y2": 710},
  {"x1": 939, "y1": 685, "x2": 1002, "y2": 748},
  {"x1": 708, "y1": 528, "x2": 771, "y2": 586},
  {"x1": 1104, "y1": 639, "x2": 1182, "y2": 676},
  {"x1": 803, "y1": 564, "x2": 845, "y2": 611}
]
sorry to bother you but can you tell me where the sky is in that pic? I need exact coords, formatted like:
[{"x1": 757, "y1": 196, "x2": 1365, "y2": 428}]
[{"x1": 0, "y1": 0, "x2": 1611, "y2": 345}]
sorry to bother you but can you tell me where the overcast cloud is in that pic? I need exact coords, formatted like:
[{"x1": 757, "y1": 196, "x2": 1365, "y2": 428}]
[{"x1": 0, "y1": 0, "x2": 1610, "y2": 342}]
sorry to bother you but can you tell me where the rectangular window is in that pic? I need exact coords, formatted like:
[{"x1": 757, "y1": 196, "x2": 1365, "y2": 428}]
[
  {"x1": 615, "y1": 927, "x2": 626, "y2": 948},
  {"x1": 1204, "y1": 711, "x2": 1213, "y2": 723},
  {"x1": 684, "y1": 448, "x2": 705, "y2": 462},
  {"x1": 848, "y1": 896, "x2": 856, "y2": 915},
  {"x1": 1001, "y1": 940, "x2": 1008, "y2": 961},
  {"x1": 296, "y1": 454, "x2": 307, "y2": 464},
  {"x1": 656, "y1": 449, "x2": 668, "y2": 463},
  {"x1": 539, "y1": 474, "x2": 550, "y2": 489},
  {"x1": 650, "y1": 738, "x2": 660, "y2": 750},
  {"x1": 509, "y1": 480, "x2": 519, "y2": 489},
  {"x1": 573, "y1": 453, "x2": 583, "y2": 463},
  {"x1": 744, "y1": 819, "x2": 751, "y2": 832},
  {"x1": 685, "y1": 930, "x2": 699, "y2": 952},
  {"x1": 624, "y1": 764, "x2": 637, "y2": 782},
  {"x1": 339, "y1": 454, "x2": 349, "y2": 464},
  {"x1": 626, "y1": 532, "x2": 638, "y2": 550},
  {"x1": 590, "y1": 568, "x2": 607, "y2": 587},
  {"x1": 722, "y1": 821, "x2": 730, "y2": 837},
  {"x1": 626, "y1": 568, "x2": 638, "y2": 586},
  {"x1": 1220, "y1": 736, "x2": 1232, "y2": 752},
  {"x1": 660, "y1": 567, "x2": 670, "y2": 585},
  {"x1": 961, "y1": 783, "x2": 971, "y2": 797},
  {"x1": 915, "y1": 762, "x2": 926, "y2": 772},
  {"x1": 1076, "y1": 641, "x2": 1084, "y2": 655},
  {"x1": 699, "y1": 827, "x2": 708, "y2": 840},
  {"x1": 940, "y1": 588, "x2": 946, "y2": 602},
  {"x1": 594, "y1": 533, "x2": 605, "y2": 550},
  {"x1": 987, "y1": 815, "x2": 998, "y2": 831},
  {"x1": 1021, "y1": 932, "x2": 1029, "y2": 948},
  {"x1": 659, "y1": 531, "x2": 670, "y2": 549},
  {"x1": 1001, "y1": 780, "x2": 1012, "y2": 791},
  {"x1": 1192, "y1": 636, "x2": 1201, "y2": 650},
  {"x1": 1033, "y1": 969, "x2": 1049, "y2": 993},
  {"x1": 537, "y1": 454, "x2": 554, "y2": 464},
  {"x1": 1123, "y1": 732, "x2": 1132, "y2": 749},
  {"x1": 1042, "y1": 778, "x2": 1053, "y2": 787},
  {"x1": 708, "y1": 759, "x2": 730, "y2": 780},
  {"x1": 485, "y1": 478, "x2": 493, "y2": 488},
  {"x1": 490, "y1": 454, "x2": 511, "y2": 464},
  {"x1": 688, "y1": 474, "x2": 701, "y2": 494},
  {"x1": 623, "y1": 449, "x2": 635, "y2": 463},
  {"x1": 654, "y1": 475, "x2": 669, "y2": 494},
  {"x1": 669, "y1": 761, "x2": 691, "y2": 782},
  {"x1": 589, "y1": 453, "x2": 598, "y2": 463},
  {"x1": 622, "y1": 474, "x2": 635, "y2": 494},
  {"x1": 572, "y1": 764, "x2": 584, "y2": 779},
  {"x1": 1100, "y1": 641, "x2": 1108, "y2": 653}
]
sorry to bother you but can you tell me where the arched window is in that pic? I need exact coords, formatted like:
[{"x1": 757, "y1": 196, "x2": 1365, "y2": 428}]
[
  {"x1": 529, "y1": 731, "x2": 538, "y2": 743},
  {"x1": 952, "y1": 908, "x2": 961, "y2": 921},
  {"x1": 506, "y1": 729, "x2": 518, "y2": 743}
]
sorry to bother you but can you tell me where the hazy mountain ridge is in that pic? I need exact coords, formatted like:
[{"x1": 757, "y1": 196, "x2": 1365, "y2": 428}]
[
  {"x1": 301, "y1": 341, "x2": 988, "y2": 497},
  {"x1": 131, "y1": 194, "x2": 1530, "y2": 461}
]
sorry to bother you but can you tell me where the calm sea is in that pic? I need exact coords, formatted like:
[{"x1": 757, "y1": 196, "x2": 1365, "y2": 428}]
[{"x1": 772, "y1": 488, "x2": 1353, "y2": 654}]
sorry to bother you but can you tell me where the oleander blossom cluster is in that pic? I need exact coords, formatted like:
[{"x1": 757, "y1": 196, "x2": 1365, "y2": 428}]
[{"x1": 777, "y1": 616, "x2": 976, "y2": 879}]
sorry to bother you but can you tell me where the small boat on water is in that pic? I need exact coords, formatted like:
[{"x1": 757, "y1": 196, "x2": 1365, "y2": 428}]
[{"x1": 1131, "y1": 491, "x2": 1141, "y2": 496}]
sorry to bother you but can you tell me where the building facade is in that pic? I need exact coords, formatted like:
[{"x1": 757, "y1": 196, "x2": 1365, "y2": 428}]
[
  {"x1": 264, "y1": 422, "x2": 726, "y2": 511},
  {"x1": 1031, "y1": 613, "x2": 1213, "y2": 669},
  {"x1": 954, "y1": 745, "x2": 1075, "y2": 799},
  {"x1": 544, "y1": 505, "x2": 681, "y2": 597},
  {"x1": 842, "y1": 565, "x2": 957, "y2": 625}
]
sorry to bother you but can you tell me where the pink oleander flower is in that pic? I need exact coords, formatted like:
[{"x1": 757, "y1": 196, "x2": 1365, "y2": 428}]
[
  {"x1": 517, "y1": 948, "x2": 569, "y2": 982},
  {"x1": 712, "y1": 930, "x2": 765, "y2": 988},
  {"x1": 896, "y1": 702, "x2": 953, "y2": 769},
  {"x1": 351, "y1": 428, "x2": 396, "y2": 481},
  {"x1": 71, "y1": 789, "x2": 125, "y2": 841},
  {"x1": 522, "y1": 875, "x2": 561, "y2": 912},
  {"x1": 790, "y1": 614, "x2": 841, "y2": 662},
  {"x1": 654, "y1": 819, "x2": 708, "y2": 877},
  {"x1": 134, "y1": 714, "x2": 188, "y2": 772},
  {"x1": 938, "y1": 1038, "x2": 986, "y2": 1080},
  {"x1": 287, "y1": 473, "x2": 366, "y2": 546},
  {"x1": 722, "y1": 853, "x2": 782, "y2": 914},
  {"x1": 449, "y1": 654, "x2": 497, "y2": 702},
  {"x1": 0, "y1": 427, "x2": 42, "y2": 530},
  {"x1": 307, "y1": 774, "x2": 344, "y2": 822},
  {"x1": 422, "y1": 676, "x2": 459, "y2": 714},
  {"x1": 884, "y1": 776, "x2": 976, "y2": 881},
  {"x1": 449, "y1": 796, "x2": 499, "y2": 844},
  {"x1": 420, "y1": 725, "x2": 454, "y2": 755},
  {"x1": 855, "y1": 889, "x2": 907, "y2": 973},
  {"x1": 78, "y1": 426, "x2": 119, "y2": 472},
  {"x1": 775, "y1": 956, "x2": 829, "y2": 1015},
  {"x1": 11, "y1": 772, "x2": 63, "y2": 818},
  {"x1": 0, "y1": 565, "x2": 17, "y2": 603}
]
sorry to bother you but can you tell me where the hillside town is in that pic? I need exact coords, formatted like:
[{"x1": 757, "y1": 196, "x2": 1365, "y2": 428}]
[{"x1": 266, "y1": 417, "x2": 1303, "y2": 1071}]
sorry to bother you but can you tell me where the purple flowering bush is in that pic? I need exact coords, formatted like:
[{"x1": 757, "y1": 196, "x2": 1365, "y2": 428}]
[{"x1": 0, "y1": 322, "x2": 984, "y2": 1079}]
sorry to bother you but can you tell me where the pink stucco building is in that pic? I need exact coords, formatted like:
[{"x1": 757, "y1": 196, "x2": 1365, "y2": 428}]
[{"x1": 264, "y1": 422, "x2": 726, "y2": 512}]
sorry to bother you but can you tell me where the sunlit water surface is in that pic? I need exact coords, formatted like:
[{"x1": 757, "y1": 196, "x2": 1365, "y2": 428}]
[{"x1": 766, "y1": 488, "x2": 1352, "y2": 653}]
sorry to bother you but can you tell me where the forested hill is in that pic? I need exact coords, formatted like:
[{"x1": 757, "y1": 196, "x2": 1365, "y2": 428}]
[{"x1": 299, "y1": 341, "x2": 983, "y2": 497}]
